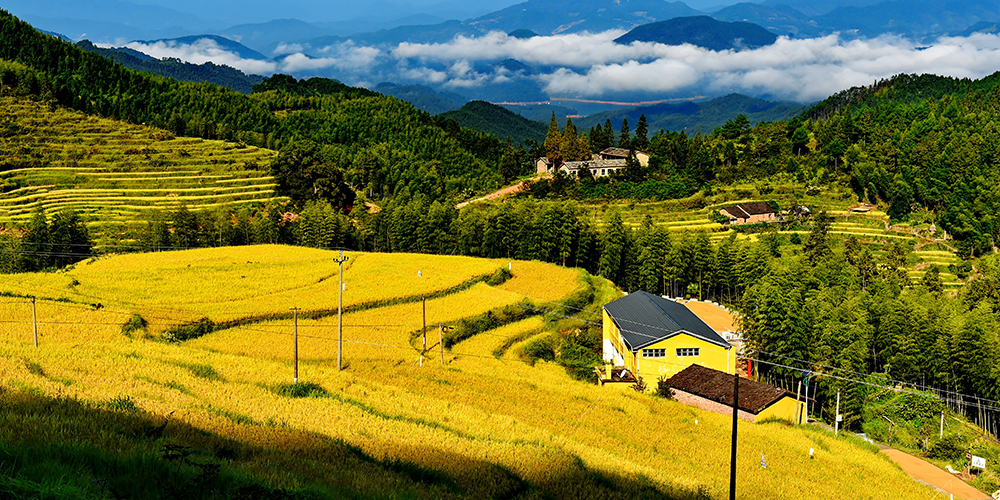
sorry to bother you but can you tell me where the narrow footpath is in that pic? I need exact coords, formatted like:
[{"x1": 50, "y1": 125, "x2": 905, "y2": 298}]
[{"x1": 880, "y1": 447, "x2": 990, "y2": 500}]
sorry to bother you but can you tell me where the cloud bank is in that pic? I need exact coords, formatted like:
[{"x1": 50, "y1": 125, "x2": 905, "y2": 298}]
[{"x1": 122, "y1": 31, "x2": 1000, "y2": 102}]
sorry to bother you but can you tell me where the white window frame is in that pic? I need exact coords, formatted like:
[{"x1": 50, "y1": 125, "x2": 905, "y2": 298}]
[
  {"x1": 676, "y1": 347, "x2": 700, "y2": 357},
  {"x1": 643, "y1": 348, "x2": 666, "y2": 358}
]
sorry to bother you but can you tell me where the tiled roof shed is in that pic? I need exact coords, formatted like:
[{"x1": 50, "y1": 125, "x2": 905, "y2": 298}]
[
  {"x1": 667, "y1": 364, "x2": 797, "y2": 415},
  {"x1": 603, "y1": 291, "x2": 730, "y2": 351},
  {"x1": 722, "y1": 202, "x2": 775, "y2": 219}
]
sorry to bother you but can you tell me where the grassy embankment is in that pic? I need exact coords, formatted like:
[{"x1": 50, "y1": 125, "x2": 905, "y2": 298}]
[{"x1": 0, "y1": 245, "x2": 939, "y2": 499}]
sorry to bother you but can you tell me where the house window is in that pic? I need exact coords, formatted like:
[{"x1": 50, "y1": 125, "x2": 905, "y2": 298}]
[
  {"x1": 643, "y1": 348, "x2": 666, "y2": 358},
  {"x1": 601, "y1": 169, "x2": 606, "y2": 175},
  {"x1": 676, "y1": 348, "x2": 700, "y2": 357}
]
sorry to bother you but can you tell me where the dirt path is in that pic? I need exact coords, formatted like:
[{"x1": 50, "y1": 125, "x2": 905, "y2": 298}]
[
  {"x1": 455, "y1": 180, "x2": 530, "y2": 209},
  {"x1": 880, "y1": 448, "x2": 990, "y2": 499}
]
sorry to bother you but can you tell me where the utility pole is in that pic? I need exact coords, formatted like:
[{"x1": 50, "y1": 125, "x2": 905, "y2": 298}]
[
  {"x1": 835, "y1": 389, "x2": 841, "y2": 437},
  {"x1": 729, "y1": 372, "x2": 739, "y2": 500},
  {"x1": 795, "y1": 380, "x2": 802, "y2": 424},
  {"x1": 421, "y1": 298, "x2": 426, "y2": 367},
  {"x1": 290, "y1": 307, "x2": 300, "y2": 384},
  {"x1": 439, "y1": 323, "x2": 444, "y2": 365},
  {"x1": 31, "y1": 296, "x2": 38, "y2": 348},
  {"x1": 335, "y1": 250, "x2": 348, "y2": 371},
  {"x1": 940, "y1": 410, "x2": 945, "y2": 439}
]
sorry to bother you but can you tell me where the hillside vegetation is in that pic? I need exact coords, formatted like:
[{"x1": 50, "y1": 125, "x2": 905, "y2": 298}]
[
  {"x1": 0, "y1": 246, "x2": 937, "y2": 499},
  {"x1": 0, "y1": 95, "x2": 279, "y2": 226}
]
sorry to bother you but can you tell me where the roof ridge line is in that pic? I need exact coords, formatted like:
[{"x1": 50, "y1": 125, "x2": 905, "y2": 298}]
[{"x1": 641, "y1": 291, "x2": 681, "y2": 331}]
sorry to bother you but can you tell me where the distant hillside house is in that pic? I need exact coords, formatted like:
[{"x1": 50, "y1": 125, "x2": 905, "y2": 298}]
[
  {"x1": 598, "y1": 147, "x2": 649, "y2": 167},
  {"x1": 719, "y1": 202, "x2": 777, "y2": 225},
  {"x1": 559, "y1": 159, "x2": 626, "y2": 178},
  {"x1": 536, "y1": 148, "x2": 649, "y2": 177},
  {"x1": 667, "y1": 364, "x2": 805, "y2": 423},
  {"x1": 602, "y1": 291, "x2": 735, "y2": 387}
]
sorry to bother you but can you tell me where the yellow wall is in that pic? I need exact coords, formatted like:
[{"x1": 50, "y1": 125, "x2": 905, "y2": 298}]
[
  {"x1": 757, "y1": 396, "x2": 807, "y2": 423},
  {"x1": 635, "y1": 334, "x2": 734, "y2": 380},
  {"x1": 603, "y1": 308, "x2": 734, "y2": 381}
]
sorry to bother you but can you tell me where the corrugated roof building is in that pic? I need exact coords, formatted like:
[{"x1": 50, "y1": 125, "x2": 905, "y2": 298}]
[{"x1": 601, "y1": 291, "x2": 735, "y2": 388}]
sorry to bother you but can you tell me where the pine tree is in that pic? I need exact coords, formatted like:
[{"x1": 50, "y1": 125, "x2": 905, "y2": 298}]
[
  {"x1": 618, "y1": 118, "x2": 630, "y2": 149},
  {"x1": 544, "y1": 112, "x2": 562, "y2": 165},
  {"x1": 633, "y1": 113, "x2": 649, "y2": 151}
]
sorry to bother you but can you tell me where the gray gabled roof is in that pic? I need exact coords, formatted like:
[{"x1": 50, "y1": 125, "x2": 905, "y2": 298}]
[{"x1": 603, "y1": 291, "x2": 730, "y2": 352}]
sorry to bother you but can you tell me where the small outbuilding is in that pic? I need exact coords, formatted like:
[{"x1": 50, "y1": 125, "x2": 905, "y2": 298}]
[
  {"x1": 719, "y1": 202, "x2": 778, "y2": 225},
  {"x1": 667, "y1": 364, "x2": 805, "y2": 423}
]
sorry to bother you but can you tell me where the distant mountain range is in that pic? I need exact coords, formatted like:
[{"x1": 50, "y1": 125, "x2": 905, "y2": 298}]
[
  {"x1": 76, "y1": 40, "x2": 265, "y2": 93},
  {"x1": 615, "y1": 15, "x2": 778, "y2": 50}
]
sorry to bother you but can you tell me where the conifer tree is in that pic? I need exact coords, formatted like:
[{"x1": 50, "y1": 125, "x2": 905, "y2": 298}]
[
  {"x1": 633, "y1": 113, "x2": 649, "y2": 151},
  {"x1": 544, "y1": 112, "x2": 562, "y2": 164},
  {"x1": 618, "y1": 118, "x2": 630, "y2": 149}
]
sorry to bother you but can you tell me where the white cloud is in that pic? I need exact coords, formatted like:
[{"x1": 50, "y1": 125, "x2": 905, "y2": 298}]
[
  {"x1": 125, "y1": 38, "x2": 277, "y2": 75},
  {"x1": 280, "y1": 43, "x2": 383, "y2": 73},
  {"x1": 390, "y1": 30, "x2": 1000, "y2": 101},
  {"x1": 121, "y1": 30, "x2": 1000, "y2": 102},
  {"x1": 273, "y1": 42, "x2": 305, "y2": 55}
]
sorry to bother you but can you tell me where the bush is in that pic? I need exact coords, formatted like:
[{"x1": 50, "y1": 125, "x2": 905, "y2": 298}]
[
  {"x1": 789, "y1": 233, "x2": 802, "y2": 245},
  {"x1": 656, "y1": 376, "x2": 674, "y2": 399},
  {"x1": 161, "y1": 317, "x2": 215, "y2": 342},
  {"x1": 929, "y1": 434, "x2": 968, "y2": 461},
  {"x1": 485, "y1": 267, "x2": 512, "y2": 286},
  {"x1": 273, "y1": 381, "x2": 328, "y2": 398},
  {"x1": 631, "y1": 377, "x2": 647, "y2": 392},
  {"x1": 522, "y1": 335, "x2": 555, "y2": 365},
  {"x1": 121, "y1": 313, "x2": 147, "y2": 337}
]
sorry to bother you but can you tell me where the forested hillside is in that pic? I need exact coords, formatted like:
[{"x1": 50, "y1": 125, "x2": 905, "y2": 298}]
[
  {"x1": 0, "y1": 10, "x2": 528, "y2": 205},
  {"x1": 76, "y1": 40, "x2": 265, "y2": 94}
]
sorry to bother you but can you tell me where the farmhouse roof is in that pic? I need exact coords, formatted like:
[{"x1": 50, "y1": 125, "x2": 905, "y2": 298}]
[
  {"x1": 668, "y1": 364, "x2": 797, "y2": 415},
  {"x1": 603, "y1": 291, "x2": 730, "y2": 351},
  {"x1": 721, "y1": 202, "x2": 775, "y2": 219},
  {"x1": 599, "y1": 147, "x2": 646, "y2": 158},
  {"x1": 562, "y1": 159, "x2": 626, "y2": 170}
]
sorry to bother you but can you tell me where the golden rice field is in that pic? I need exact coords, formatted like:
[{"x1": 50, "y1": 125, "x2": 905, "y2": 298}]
[
  {"x1": 0, "y1": 96, "x2": 280, "y2": 230},
  {"x1": 0, "y1": 245, "x2": 940, "y2": 499}
]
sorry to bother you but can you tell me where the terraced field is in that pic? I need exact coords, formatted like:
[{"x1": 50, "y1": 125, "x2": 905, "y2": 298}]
[
  {"x1": 0, "y1": 246, "x2": 944, "y2": 499},
  {"x1": 581, "y1": 183, "x2": 968, "y2": 291},
  {"x1": 0, "y1": 96, "x2": 280, "y2": 230}
]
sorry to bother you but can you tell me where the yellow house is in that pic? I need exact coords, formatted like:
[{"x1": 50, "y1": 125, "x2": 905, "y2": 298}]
[
  {"x1": 602, "y1": 290, "x2": 736, "y2": 383},
  {"x1": 667, "y1": 364, "x2": 806, "y2": 423}
]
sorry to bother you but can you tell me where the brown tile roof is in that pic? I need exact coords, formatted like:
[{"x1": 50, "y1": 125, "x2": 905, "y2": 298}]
[
  {"x1": 667, "y1": 364, "x2": 797, "y2": 414},
  {"x1": 722, "y1": 202, "x2": 775, "y2": 219}
]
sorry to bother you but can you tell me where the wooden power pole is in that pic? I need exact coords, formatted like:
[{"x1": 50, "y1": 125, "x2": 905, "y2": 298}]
[
  {"x1": 290, "y1": 307, "x2": 300, "y2": 383},
  {"x1": 335, "y1": 250, "x2": 348, "y2": 371},
  {"x1": 31, "y1": 296, "x2": 38, "y2": 348}
]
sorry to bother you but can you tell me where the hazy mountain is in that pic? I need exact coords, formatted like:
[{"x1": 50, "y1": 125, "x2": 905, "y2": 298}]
[
  {"x1": 575, "y1": 94, "x2": 805, "y2": 134},
  {"x1": 375, "y1": 82, "x2": 468, "y2": 114},
  {"x1": 76, "y1": 40, "x2": 265, "y2": 93},
  {"x1": 220, "y1": 19, "x2": 331, "y2": 55},
  {"x1": 815, "y1": 0, "x2": 1000, "y2": 39},
  {"x1": 438, "y1": 100, "x2": 549, "y2": 144},
  {"x1": 615, "y1": 16, "x2": 778, "y2": 50},
  {"x1": 710, "y1": 3, "x2": 822, "y2": 37},
  {"x1": 953, "y1": 20, "x2": 1000, "y2": 36},
  {"x1": 134, "y1": 35, "x2": 268, "y2": 61},
  {"x1": 468, "y1": 0, "x2": 704, "y2": 35}
]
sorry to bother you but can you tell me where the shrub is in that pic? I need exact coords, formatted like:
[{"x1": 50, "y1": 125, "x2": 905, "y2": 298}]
[
  {"x1": 273, "y1": 381, "x2": 328, "y2": 398},
  {"x1": 631, "y1": 377, "x2": 647, "y2": 393},
  {"x1": 656, "y1": 376, "x2": 674, "y2": 399},
  {"x1": 522, "y1": 335, "x2": 555, "y2": 365},
  {"x1": 929, "y1": 434, "x2": 968, "y2": 461},
  {"x1": 106, "y1": 395, "x2": 140, "y2": 413},
  {"x1": 789, "y1": 233, "x2": 802, "y2": 245},
  {"x1": 485, "y1": 267, "x2": 512, "y2": 286},
  {"x1": 121, "y1": 313, "x2": 148, "y2": 338},
  {"x1": 161, "y1": 317, "x2": 215, "y2": 342}
]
